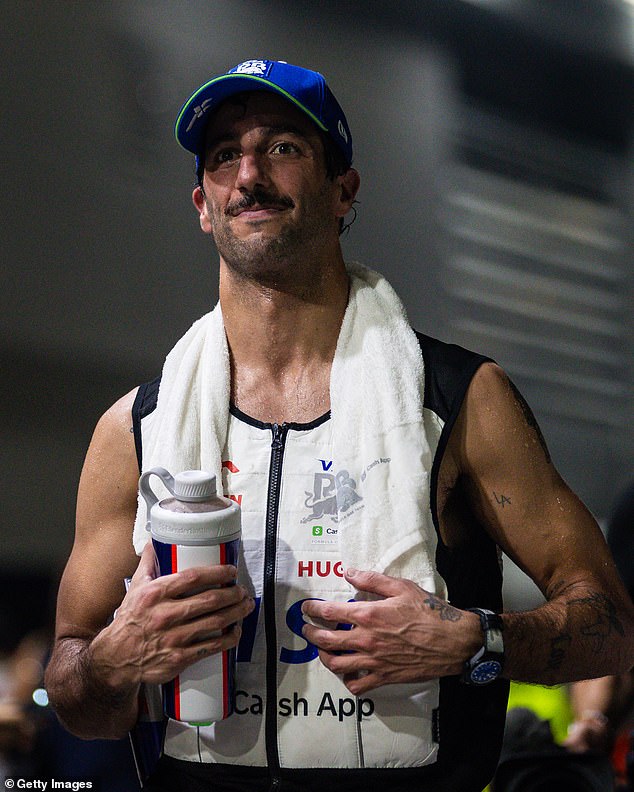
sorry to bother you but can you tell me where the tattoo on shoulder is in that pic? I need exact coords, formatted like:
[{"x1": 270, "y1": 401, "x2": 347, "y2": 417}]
[
  {"x1": 569, "y1": 592, "x2": 625, "y2": 653},
  {"x1": 508, "y1": 380, "x2": 551, "y2": 464},
  {"x1": 493, "y1": 491, "x2": 512, "y2": 508},
  {"x1": 424, "y1": 595, "x2": 462, "y2": 622}
]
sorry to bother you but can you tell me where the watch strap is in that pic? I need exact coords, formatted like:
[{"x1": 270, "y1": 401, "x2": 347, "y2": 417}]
[
  {"x1": 469, "y1": 608, "x2": 504, "y2": 655},
  {"x1": 461, "y1": 607, "x2": 505, "y2": 685}
]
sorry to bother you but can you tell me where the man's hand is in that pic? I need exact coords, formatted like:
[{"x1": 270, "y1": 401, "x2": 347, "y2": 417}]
[
  {"x1": 89, "y1": 542, "x2": 255, "y2": 693},
  {"x1": 563, "y1": 711, "x2": 613, "y2": 755},
  {"x1": 301, "y1": 568, "x2": 480, "y2": 695}
]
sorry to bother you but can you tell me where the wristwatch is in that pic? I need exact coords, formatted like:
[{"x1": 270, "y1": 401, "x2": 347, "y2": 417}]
[{"x1": 462, "y1": 608, "x2": 504, "y2": 685}]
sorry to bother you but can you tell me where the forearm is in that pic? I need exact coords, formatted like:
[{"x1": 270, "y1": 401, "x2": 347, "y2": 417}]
[
  {"x1": 501, "y1": 580, "x2": 634, "y2": 686},
  {"x1": 570, "y1": 676, "x2": 618, "y2": 719},
  {"x1": 45, "y1": 634, "x2": 139, "y2": 740}
]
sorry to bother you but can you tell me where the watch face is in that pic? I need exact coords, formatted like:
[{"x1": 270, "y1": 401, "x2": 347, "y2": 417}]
[{"x1": 470, "y1": 660, "x2": 502, "y2": 685}]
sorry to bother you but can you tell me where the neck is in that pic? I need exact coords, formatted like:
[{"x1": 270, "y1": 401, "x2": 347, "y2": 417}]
[{"x1": 219, "y1": 255, "x2": 350, "y2": 423}]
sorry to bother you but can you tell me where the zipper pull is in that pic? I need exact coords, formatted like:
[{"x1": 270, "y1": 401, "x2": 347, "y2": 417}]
[{"x1": 271, "y1": 423, "x2": 285, "y2": 450}]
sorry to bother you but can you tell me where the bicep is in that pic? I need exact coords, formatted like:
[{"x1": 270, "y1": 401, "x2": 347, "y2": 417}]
[
  {"x1": 453, "y1": 363, "x2": 620, "y2": 598},
  {"x1": 54, "y1": 389, "x2": 141, "y2": 640}
]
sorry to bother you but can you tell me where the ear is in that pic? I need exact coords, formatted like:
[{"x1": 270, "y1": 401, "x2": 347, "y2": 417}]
[
  {"x1": 192, "y1": 186, "x2": 213, "y2": 234},
  {"x1": 334, "y1": 168, "x2": 361, "y2": 219}
]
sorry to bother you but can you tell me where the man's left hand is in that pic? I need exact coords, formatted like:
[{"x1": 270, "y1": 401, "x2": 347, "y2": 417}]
[{"x1": 301, "y1": 568, "x2": 480, "y2": 695}]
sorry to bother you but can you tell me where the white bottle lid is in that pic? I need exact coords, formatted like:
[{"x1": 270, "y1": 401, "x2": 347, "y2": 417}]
[{"x1": 173, "y1": 470, "x2": 217, "y2": 501}]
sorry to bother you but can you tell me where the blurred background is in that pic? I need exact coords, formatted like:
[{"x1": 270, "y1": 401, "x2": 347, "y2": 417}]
[{"x1": 1, "y1": 0, "x2": 633, "y2": 783}]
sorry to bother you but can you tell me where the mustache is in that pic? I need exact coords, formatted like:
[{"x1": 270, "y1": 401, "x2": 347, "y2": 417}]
[{"x1": 226, "y1": 188, "x2": 295, "y2": 216}]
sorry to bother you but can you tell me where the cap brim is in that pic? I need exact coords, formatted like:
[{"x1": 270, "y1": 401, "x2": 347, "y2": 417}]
[{"x1": 175, "y1": 74, "x2": 328, "y2": 156}]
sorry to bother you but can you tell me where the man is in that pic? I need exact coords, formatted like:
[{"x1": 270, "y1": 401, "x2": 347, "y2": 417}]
[{"x1": 45, "y1": 60, "x2": 634, "y2": 792}]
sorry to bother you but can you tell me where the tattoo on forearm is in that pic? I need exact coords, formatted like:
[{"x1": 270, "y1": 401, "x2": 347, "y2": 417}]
[
  {"x1": 508, "y1": 380, "x2": 552, "y2": 464},
  {"x1": 424, "y1": 595, "x2": 462, "y2": 622},
  {"x1": 493, "y1": 491, "x2": 511, "y2": 508},
  {"x1": 546, "y1": 633, "x2": 572, "y2": 670},
  {"x1": 569, "y1": 592, "x2": 625, "y2": 653}
]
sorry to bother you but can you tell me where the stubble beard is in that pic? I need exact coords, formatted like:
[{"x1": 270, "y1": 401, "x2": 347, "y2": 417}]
[{"x1": 207, "y1": 185, "x2": 336, "y2": 290}]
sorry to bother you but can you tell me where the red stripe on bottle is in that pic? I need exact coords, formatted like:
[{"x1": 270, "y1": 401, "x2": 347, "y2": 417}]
[
  {"x1": 173, "y1": 673, "x2": 180, "y2": 721},
  {"x1": 171, "y1": 543, "x2": 178, "y2": 573},
  {"x1": 171, "y1": 544, "x2": 180, "y2": 720}
]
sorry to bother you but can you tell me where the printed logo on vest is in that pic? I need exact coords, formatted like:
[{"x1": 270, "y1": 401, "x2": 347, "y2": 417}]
[
  {"x1": 302, "y1": 469, "x2": 362, "y2": 524},
  {"x1": 222, "y1": 460, "x2": 240, "y2": 473},
  {"x1": 310, "y1": 524, "x2": 338, "y2": 545},
  {"x1": 297, "y1": 560, "x2": 344, "y2": 578}
]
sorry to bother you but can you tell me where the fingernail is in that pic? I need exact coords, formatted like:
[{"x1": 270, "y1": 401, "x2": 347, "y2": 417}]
[{"x1": 346, "y1": 568, "x2": 357, "y2": 577}]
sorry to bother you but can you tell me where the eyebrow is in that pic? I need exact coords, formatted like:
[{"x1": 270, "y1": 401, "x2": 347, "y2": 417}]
[{"x1": 204, "y1": 124, "x2": 316, "y2": 154}]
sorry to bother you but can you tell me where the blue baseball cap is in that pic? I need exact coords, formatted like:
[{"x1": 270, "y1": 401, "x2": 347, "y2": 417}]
[{"x1": 174, "y1": 59, "x2": 353, "y2": 167}]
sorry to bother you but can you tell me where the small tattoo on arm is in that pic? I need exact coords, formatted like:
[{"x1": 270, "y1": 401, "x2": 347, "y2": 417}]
[
  {"x1": 508, "y1": 380, "x2": 552, "y2": 464},
  {"x1": 547, "y1": 633, "x2": 572, "y2": 670},
  {"x1": 493, "y1": 491, "x2": 512, "y2": 508},
  {"x1": 424, "y1": 595, "x2": 462, "y2": 622}
]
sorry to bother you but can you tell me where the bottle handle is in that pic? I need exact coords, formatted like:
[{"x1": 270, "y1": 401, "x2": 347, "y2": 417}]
[{"x1": 139, "y1": 467, "x2": 176, "y2": 532}]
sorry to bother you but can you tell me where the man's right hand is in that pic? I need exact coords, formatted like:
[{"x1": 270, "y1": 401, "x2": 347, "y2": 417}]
[
  {"x1": 563, "y1": 711, "x2": 612, "y2": 755},
  {"x1": 89, "y1": 542, "x2": 255, "y2": 692}
]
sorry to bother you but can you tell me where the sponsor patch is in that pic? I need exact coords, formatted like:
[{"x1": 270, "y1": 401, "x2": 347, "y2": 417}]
[{"x1": 231, "y1": 59, "x2": 272, "y2": 77}]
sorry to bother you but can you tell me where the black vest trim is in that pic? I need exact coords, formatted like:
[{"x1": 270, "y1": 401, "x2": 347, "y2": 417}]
[{"x1": 131, "y1": 375, "x2": 161, "y2": 472}]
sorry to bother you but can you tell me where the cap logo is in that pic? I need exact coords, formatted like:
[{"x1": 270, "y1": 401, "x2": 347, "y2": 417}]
[
  {"x1": 337, "y1": 119, "x2": 348, "y2": 143},
  {"x1": 185, "y1": 98, "x2": 214, "y2": 133},
  {"x1": 232, "y1": 60, "x2": 270, "y2": 76}
]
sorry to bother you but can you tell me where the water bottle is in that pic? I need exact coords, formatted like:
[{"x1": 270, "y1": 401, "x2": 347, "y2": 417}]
[{"x1": 139, "y1": 467, "x2": 241, "y2": 725}]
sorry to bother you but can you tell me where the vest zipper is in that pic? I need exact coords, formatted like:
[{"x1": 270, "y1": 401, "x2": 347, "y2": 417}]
[{"x1": 264, "y1": 422, "x2": 287, "y2": 790}]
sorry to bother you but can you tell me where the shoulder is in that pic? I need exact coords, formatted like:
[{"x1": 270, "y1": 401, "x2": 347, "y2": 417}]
[
  {"x1": 81, "y1": 388, "x2": 141, "y2": 498},
  {"x1": 72, "y1": 388, "x2": 143, "y2": 563},
  {"x1": 451, "y1": 361, "x2": 553, "y2": 481},
  {"x1": 93, "y1": 388, "x2": 139, "y2": 446},
  {"x1": 460, "y1": 362, "x2": 546, "y2": 446},
  {"x1": 460, "y1": 360, "x2": 514, "y2": 420}
]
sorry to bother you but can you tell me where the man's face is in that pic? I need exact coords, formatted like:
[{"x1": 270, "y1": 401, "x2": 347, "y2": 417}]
[{"x1": 193, "y1": 92, "x2": 345, "y2": 282}]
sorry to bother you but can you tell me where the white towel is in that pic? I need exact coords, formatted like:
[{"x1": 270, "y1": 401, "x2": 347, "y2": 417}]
[{"x1": 133, "y1": 263, "x2": 446, "y2": 599}]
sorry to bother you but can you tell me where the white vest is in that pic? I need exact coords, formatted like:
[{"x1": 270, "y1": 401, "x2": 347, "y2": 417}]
[{"x1": 159, "y1": 405, "x2": 445, "y2": 769}]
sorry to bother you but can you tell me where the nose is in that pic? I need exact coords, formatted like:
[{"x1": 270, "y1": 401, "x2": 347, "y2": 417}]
[{"x1": 234, "y1": 151, "x2": 269, "y2": 193}]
